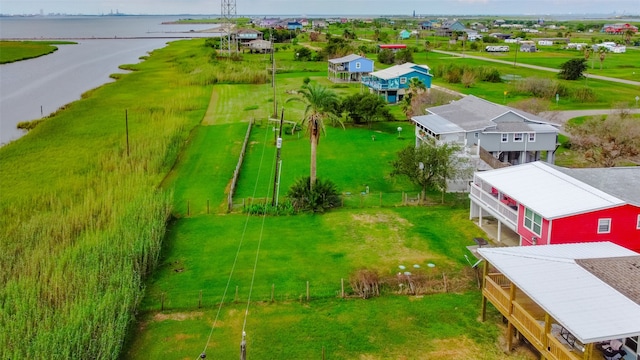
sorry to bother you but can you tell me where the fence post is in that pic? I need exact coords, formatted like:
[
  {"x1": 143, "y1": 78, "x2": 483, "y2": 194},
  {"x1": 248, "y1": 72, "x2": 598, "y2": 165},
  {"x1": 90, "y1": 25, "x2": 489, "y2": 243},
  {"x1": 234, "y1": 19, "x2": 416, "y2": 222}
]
[
  {"x1": 341, "y1": 278, "x2": 345, "y2": 298},
  {"x1": 207, "y1": 200, "x2": 210, "y2": 214},
  {"x1": 199, "y1": 290, "x2": 202, "y2": 308},
  {"x1": 271, "y1": 284, "x2": 275, "y2": 302},
  {"x1": 187, "y1": 201, "x2": 190, "y2": 217},
  {"x1": 306, "y1": 281, "x2": 310, "y2": 302},
  {"x1": 235, "y1": 285, "x2": 239, "y2": 303},
  {"x1": 443, "y1": 273, "x2": 448, "y2": 293},
  {"x1": 161, "y1": 293, "x2": 165, "y2": 311},
  {"x1": 379, "y1": 192, "x2": 382, "y2": 206}
]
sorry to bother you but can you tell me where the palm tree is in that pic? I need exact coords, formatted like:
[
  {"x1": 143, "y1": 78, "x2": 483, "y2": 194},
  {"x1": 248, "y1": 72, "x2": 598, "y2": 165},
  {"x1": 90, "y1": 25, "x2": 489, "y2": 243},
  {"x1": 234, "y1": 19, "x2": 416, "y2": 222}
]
[
  {"x1": 401, "y1": 78, "x2": 426, "y2": 119},
  {"x1": 286, "y1": 83, "x2": 340, "y2": 189},
  {"x1": 598, "y1": 47, "x2": 607, "y2": 70},
  {"x1": 623, "y1": 28, "x2": 635, "y2": 45}
]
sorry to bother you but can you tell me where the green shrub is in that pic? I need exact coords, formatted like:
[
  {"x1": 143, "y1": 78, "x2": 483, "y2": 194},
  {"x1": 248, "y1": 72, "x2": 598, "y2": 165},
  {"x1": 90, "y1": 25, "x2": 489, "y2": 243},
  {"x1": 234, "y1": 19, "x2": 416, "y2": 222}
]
[{"x1": 287, "y1": 177, "x2": 341, "y2": 213}]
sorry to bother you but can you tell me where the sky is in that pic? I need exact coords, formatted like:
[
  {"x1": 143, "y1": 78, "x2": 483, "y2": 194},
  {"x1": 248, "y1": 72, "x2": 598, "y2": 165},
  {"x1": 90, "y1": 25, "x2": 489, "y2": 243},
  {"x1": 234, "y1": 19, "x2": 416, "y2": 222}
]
[{"x1": 1, "y1": 0, "x2": 639, "y2": 16}]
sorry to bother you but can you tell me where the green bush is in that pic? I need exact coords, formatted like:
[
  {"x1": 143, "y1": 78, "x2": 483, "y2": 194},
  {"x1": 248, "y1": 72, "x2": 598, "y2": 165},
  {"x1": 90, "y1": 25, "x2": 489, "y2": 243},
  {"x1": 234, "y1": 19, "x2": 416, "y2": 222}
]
[{"x1": 287, "y1": 177, "x2": 341, "y2": 213}]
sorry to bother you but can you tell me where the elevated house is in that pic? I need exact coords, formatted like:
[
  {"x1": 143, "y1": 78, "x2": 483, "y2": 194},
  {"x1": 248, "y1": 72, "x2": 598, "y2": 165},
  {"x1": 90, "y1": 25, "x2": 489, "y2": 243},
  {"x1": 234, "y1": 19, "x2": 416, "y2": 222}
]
[
  {"x1": 469, "y1": 161, "x2": 640, "y2": 251},
  {"x1": 411, "y1": 95, "x2": 559, "y2": 166},
  {"x1": 478, "y1": 242, "x2": 640, "y2": 360},
  {"x1": 361, "y1": 62, "x2": 432, "y2": 103},
  {"x1": 246, "y1": 39, "x2": 272, "y2": 54},
  {"x1": 420, "y1": 20, "x2": 436, "y2": 30},
  {"x1": 327, "y1": 54, "x2": 374, "y2": 83},
  {"x1": 234, "y1": 29, "x2": 263, "y2": 48},
  {"x1": 436, "y1": 20, "x2": 466, "y2": 36}
]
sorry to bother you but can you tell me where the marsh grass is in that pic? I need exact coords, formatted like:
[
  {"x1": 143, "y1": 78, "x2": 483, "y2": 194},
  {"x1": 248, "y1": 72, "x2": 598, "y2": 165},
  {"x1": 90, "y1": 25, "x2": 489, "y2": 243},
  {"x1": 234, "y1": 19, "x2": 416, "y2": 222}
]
[
  {"x1": 0, "y1": 40, "x2": 75, "y2": 64},
  {"x1": 0, "y1": 39, "x2": 214, "y2": 359}
]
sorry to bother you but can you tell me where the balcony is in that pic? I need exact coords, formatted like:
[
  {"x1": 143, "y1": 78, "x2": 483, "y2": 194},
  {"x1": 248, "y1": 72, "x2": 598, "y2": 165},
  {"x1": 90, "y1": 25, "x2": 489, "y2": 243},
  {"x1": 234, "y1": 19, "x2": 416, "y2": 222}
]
[
  {"x1": 483, "y1": 273, "x2": 602, "y2": 360},
  {"x1": 470, "y1": 183, "x2": 518, "y2": 229},
  {"x1": 361, "y1": 77, "x2": 397, "y2": 90}
]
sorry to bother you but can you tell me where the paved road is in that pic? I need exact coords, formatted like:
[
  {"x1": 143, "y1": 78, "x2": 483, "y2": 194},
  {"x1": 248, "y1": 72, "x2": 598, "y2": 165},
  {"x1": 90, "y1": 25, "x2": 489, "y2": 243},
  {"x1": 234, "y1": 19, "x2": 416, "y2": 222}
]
[{"x1": 431, "y1": 49, "x2": 640, "y2": 87}]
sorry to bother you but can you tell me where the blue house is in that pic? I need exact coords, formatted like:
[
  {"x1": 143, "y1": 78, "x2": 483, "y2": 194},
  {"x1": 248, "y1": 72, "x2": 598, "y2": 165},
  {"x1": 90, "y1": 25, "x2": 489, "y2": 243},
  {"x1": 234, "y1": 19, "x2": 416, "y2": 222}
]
[
  {"x1": 361, "y1": 62, "x2": 432, "y2": 103},
  {"x1": 328, "y1": 54, "x2": 374, "y2": 83},
  {"x1": 399, "y1": 29, "x2": 411, "y2": 39},
  {"x1": 287, "y1": 21, "x2": 303, "y2": 31}
]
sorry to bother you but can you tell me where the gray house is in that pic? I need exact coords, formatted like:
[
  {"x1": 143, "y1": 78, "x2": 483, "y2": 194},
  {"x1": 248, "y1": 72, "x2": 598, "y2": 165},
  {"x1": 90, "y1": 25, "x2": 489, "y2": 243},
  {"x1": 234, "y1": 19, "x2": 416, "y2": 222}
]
[{"x1": 411, "y1": 95, "x2": 559, "y2": 166}]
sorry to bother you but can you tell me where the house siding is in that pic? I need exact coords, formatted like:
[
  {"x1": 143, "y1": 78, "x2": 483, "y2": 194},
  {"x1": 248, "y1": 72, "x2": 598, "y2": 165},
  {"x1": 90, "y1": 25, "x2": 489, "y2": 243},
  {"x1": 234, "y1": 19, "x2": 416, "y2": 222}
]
[{"x1": 549, "y1": 204, "x2": 640, "y2": 251}]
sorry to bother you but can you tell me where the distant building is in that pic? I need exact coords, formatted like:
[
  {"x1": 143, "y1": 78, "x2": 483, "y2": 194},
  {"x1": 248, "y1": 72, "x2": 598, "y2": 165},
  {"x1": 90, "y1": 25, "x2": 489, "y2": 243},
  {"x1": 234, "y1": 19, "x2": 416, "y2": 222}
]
[{"x1": 602, "y1": 23, "x2": 638, "y2": 34}]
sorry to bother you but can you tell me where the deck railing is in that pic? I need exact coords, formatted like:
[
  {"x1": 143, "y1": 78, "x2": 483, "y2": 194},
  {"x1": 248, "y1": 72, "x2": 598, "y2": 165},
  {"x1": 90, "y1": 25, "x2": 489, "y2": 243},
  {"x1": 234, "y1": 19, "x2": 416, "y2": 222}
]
[
  {"x1": 483, "y1": 275, "x2": 511, "y2": 316},
  {"x1": 470, "y1": 183, "x2": 518, "y2": 227},
  {"x1": 512, "y1": 302, "x2": 544, "y2": 349},
  {"x1": 483, "y1": 273, "x2": 585, "y2": 360}
]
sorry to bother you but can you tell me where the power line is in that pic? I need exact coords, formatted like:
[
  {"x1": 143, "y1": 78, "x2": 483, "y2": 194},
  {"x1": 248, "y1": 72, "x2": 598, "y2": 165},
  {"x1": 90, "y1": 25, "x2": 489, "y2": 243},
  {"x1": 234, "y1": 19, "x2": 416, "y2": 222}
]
[{"x1": 198, "y1": 122, "x2": 274, "y2": 359}]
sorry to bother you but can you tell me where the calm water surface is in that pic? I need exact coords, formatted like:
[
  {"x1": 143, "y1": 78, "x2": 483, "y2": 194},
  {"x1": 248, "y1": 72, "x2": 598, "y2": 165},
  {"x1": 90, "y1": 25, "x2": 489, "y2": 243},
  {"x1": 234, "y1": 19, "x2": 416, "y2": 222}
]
[{"x1": 0, "y1": 16, "x2": 217, "y2": 145}]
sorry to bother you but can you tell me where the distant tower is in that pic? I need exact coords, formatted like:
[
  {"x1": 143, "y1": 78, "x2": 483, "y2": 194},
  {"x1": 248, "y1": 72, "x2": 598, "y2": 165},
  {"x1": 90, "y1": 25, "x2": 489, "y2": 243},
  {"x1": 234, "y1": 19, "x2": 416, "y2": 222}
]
[{"x1": 220, "y1": 0, "x2": 237, "y2": 54}]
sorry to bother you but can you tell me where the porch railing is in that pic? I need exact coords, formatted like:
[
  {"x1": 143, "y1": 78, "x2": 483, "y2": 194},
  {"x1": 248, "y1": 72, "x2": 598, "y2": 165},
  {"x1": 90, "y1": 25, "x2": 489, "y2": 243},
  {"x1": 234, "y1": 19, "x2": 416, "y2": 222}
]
[
  {"x1": 483, "y1": 273, "x2": 586, "y2": 360},
  {"x1": 470, "y1": 183, "x2": 518, "y2": 228}
]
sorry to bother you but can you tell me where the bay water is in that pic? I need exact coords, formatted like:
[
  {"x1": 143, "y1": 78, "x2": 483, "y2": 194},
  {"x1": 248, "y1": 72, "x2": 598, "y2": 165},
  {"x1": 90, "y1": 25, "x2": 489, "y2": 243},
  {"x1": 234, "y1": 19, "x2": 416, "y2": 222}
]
[{"x1": 0, "y1": 16, "x2": 218, "y2": 144}]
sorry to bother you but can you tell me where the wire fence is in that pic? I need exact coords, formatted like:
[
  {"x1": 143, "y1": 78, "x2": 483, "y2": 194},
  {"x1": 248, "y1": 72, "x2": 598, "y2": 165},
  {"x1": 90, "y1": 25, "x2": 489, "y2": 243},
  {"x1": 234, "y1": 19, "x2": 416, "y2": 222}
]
[
  {"x1": 178, "y1": 191, "x2": 470, "y2": 216},
  {"x1": 140, "y1": 268, "x2": 478, "y2": 312}
]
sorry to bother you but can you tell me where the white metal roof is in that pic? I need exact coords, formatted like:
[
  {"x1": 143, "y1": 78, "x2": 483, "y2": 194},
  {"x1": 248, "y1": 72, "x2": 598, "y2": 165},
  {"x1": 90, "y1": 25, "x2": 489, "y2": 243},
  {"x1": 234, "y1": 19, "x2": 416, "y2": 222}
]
[
  {"x1": 413, "y1": 114, "x2": 464, "y2": 134},
  {"x1": 475, "y1": 162, "x2": 624, "y2": 219},
  {"x1": 369, "y1": 62, "x2": 431, "y2": 80},
  {"x1": 328, "y1": 54, "x2": 367, "y2": 64},
  {"x1": 478, "y1": 242, "x2": 640, "y2": 344}
]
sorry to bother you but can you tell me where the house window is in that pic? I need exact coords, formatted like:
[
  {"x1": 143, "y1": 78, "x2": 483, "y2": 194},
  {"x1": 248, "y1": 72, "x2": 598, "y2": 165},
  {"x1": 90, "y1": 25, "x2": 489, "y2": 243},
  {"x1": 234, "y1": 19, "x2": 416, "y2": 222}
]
[
  {"x1": 474, "y1": 132, "x2": 479, "y2": 138},
  {"x1": 355, "y1": 62, "x2": 361, "y2": 69},
  {"x1": 400, "y1": 77, "x2": 407, "y2": 84},
  {"x1": 524, "y1": 208, "x2": 542, "y2": 236},
  {"x1": 514, "y1": 133, "x2": 523, "y2": 142},
  {"x1": 501, "y1": 133, "x2": 508, "y2": 142},
  {"x1": 624, "y1": 337, "x2": 638, "y2": 357},
  {"x1": 637, "y1": 214, "x2": 640, "y2": 229},
  {"x1": 597, "y1": 218, "x2": 611, "y2": 234},
  {"x1": 528, "y1": 133, "x2": 536, "y2": 142}
]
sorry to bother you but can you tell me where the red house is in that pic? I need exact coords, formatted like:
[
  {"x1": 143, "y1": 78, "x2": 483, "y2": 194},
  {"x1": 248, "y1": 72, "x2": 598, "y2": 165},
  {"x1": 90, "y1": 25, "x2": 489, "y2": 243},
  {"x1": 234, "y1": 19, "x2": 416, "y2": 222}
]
[{"x1": 469, "y1": 162, "x2": 640, "y2": 252}]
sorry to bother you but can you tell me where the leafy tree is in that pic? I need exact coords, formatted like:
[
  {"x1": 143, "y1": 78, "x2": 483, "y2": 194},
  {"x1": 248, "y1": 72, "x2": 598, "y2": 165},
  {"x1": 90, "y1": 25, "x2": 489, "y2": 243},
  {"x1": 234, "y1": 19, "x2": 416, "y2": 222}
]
[
  {"x1": 294, "y1": 47, "x2": 312, "y2": 61},
  {"x1": 286, "y1": 83, "x2": 341, "y2": 189},
  {"x1": 287, "y1": 176, "x2": 341, "y2": 212},
  {"x1": 558, "y1": 58, "x2": 587, "y2": 80},
  {"x1": 377, "y1": 48, "x2": 395, "y2": 64},
  {"x1": 391, "y1": 140, "x2": 469, "y2": 202},
  {"x1": 322, "y1": 37, "x2": 353, "y2": 58},
  {"x1": 566, "y1": 109, "x2": 640, "y2": 167},
  {"x1": 395, "y1": 48, "x2": 414, "y2": 64},
  {"x1": 341, "y1": 93, "x2": 393, "y2": 126}
]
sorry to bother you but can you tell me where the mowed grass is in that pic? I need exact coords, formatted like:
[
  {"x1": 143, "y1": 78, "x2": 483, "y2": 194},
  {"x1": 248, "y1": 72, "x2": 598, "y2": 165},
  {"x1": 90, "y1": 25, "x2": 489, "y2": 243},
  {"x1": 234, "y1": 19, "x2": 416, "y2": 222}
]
[
  {"x1": 123, "y1": 40, "x2": 538, "y2": 360},
  {"x1": 127, "y1": 204, "x2": 508, "y2": 359},
  {"x1": 126, "y1": 294, "x2": 532, "y2": 360}
]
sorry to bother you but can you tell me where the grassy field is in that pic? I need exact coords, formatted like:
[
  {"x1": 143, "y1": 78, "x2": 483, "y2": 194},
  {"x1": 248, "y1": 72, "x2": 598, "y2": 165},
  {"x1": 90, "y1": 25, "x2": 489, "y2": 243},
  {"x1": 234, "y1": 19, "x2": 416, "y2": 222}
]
[
  {"x1": 121, "y1": 39, "x2": 535, "y2": 359},
  {"x1": 0, "y1": 39, "x2": 214, "y2": 359},
  {"x1": 0, "y1": 40, "x2": 76, "y2": 63},
  {"x1": 4, "y1": 21, "x2": 632, "y2": 359}
]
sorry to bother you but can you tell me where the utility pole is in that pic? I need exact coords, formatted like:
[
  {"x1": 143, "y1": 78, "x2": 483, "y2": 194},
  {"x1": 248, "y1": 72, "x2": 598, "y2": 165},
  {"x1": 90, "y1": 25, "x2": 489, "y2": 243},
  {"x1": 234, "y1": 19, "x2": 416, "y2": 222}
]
[
  {"x1": 271, "y1": 29, "x2": 277, "y2": 118},
  {"x1": 272, "y1": 109, "x2": 284, "y2": 207}
]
